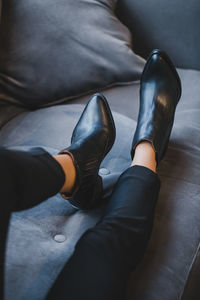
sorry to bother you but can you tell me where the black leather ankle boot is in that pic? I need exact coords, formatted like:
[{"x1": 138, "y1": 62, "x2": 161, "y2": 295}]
[
  {"x1": 60, "y1": 93, "x2": 116, "y2": 210},
  {"x1": 131, "y1": 49, "x2": 182, "y2": 164}
]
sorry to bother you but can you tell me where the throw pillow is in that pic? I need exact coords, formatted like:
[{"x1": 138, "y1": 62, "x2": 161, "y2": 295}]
[{"x1": 0, "y1": 0, "x2": 144, "y2": 108}]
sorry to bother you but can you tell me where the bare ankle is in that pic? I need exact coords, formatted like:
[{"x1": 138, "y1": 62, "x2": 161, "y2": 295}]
[
  {"x1": 54, "y1": 154, "x2": 76, "y2": 194},
  {"x1": 131, "y1": 140, "x2": 157, "y2": 173}
]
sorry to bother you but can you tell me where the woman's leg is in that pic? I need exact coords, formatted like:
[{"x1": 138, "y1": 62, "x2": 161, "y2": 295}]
[
  {"x1": 0, "y1": 147, "x2": 69, "y2": 299},
  {"x1": 46, "y1": 141, "x2": 160, "y2": 300}
]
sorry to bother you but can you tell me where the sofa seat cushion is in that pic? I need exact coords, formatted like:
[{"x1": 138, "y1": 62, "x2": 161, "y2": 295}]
[
  {"x1": 0, "y1": 104, "x2": 135, "y2": 300},
  {"x1": 0, "y1": 68, "x2": 200, "y2": 300},
  {"x1": 0, "y1": 0, "x2": 144, "y2": 108}
]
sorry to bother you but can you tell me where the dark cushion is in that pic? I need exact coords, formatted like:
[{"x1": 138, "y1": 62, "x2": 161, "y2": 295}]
[
  {"x1": 116, "y1": 0, "x2": 200, "y2": 70},
  {"x1": 0, "y1": 0, "x2": 144, "y2": 108}
]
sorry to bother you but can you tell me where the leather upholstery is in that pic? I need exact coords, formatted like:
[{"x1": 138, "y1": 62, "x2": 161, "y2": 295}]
[{"x1": 116, "y1": 0, "x2": 200, "y2": 70}]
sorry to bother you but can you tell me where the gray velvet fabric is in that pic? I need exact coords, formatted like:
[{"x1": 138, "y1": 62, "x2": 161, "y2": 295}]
[
  {"x1": 0, "y1": 67, "x2": 200, "y2": 299},
  {"x1": 0, "y1": 0, "x2": 144, "y2": 108},
  {"x1": 116, "y1": 0, "x2": 200, "y2": 70}
]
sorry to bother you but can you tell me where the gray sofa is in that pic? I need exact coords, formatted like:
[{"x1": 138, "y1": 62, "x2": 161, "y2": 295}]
[{"x1": 0, "y1": 0, "x2": 200, "y2": 299}]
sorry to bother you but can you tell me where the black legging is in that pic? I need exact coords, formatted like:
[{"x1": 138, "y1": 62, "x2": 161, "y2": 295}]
[{"x1": 0, "y1": 147, "x2": 160, "y2": 300}]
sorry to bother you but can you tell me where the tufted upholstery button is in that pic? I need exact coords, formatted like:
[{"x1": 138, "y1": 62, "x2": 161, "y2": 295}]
[
  {"x1": 54, "y1": 234, "x2": 66, "y2": 243},
  {"x1": 99, "y1": 168, "x2": 110, "y2": 175}
]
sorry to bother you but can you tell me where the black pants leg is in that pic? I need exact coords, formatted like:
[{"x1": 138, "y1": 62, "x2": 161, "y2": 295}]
[
  {"x1": 47, "y1": 166, "x2": 161, "y2": 300},
  {"x1": 0, "y1": 147, "x2": 65, "y2": 299}
]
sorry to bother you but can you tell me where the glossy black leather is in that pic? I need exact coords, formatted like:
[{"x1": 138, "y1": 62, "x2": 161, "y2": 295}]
[
  {"x1": 61, "y1": 93, "x2": 116, "y2": 210},
  {"x1": 131, "y1": 49, "x2": 182, "y2": 163}
]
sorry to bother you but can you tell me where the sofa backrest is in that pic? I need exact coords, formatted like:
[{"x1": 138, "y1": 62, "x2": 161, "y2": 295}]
[{"x1": 116, "y1": 0, "x2": 200, "y2": 70}]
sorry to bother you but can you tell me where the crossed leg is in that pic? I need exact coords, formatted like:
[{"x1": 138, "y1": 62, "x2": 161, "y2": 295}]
[
  {"x1": 0, "y1": 141, "x2": 160, "y2": 300},
  {"x1": 47, "y1": 141, "x2": 160, "y2": 300}
]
